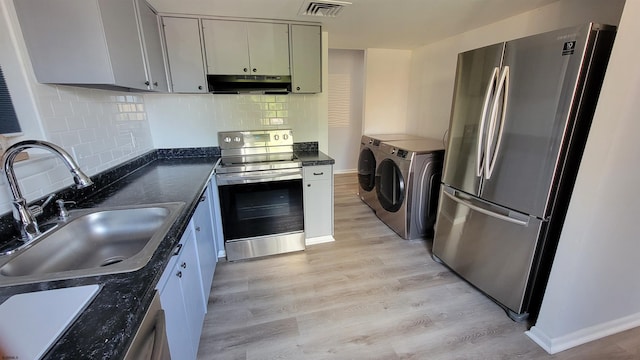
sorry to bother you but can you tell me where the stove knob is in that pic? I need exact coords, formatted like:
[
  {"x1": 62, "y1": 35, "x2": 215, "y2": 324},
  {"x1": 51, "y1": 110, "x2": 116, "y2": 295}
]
[
  {"x1": 224, "y1": 136, "x2": 231, "y2": 143},
  {"x1": 234, "y1": 136, "x2": 241, "y2": 143},
  {"x1": 274, "y1": 135, "x2": 280, "y2": 140},
  {"x1": 283, "y1": 134, "x2": 289, "y2": 140}
]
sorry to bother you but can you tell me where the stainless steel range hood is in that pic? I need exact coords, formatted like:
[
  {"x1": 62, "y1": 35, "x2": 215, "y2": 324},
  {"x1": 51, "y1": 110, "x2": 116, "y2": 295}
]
[{"x1": 207, "y1": 75, "x2": 291, "y2": 94}]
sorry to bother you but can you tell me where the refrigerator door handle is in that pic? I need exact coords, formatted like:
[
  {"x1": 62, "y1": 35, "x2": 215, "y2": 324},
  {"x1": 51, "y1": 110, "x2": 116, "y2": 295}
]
[
  {"x1": 442, "y1": 187, "x2": 529, "y2": 226},
  {"x1": 476, "y1": 67, "x2": 500, "y2": 177},
  {"x1": 485, "y1": 66, "x2": 510, "y2": 180}
]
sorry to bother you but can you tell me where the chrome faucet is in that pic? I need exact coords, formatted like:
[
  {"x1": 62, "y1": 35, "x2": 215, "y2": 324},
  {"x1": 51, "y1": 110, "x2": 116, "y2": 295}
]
[{"x1": 1, "y1": 140, "x2": 93, "y2": 241}]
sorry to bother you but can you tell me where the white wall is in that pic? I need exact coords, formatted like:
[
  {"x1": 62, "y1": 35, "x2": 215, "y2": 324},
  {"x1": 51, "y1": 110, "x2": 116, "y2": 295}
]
[
  {"x1": 527, "y1": 0, "x2": 640, "y2": 353},
  {"x1": 0, "y1": 0, "x2": 154, "y2": 215},
  {"x1": 362, "y1": 49, "x2": 412, "y2": 135},
  {"x1": 406, "y1": 0, "x2": 626, "y2": 140},
  {"x1": 328, "y1": 49, "x2": 364, "y2": 173},
  {"x1": 145, "y1": 32, "x2": 330, "y2": 151}
]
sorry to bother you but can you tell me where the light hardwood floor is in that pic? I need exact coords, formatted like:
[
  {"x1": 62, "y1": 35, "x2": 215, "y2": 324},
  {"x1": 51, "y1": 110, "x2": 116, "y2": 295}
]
[{"x1": 197, "y1": 173, "x2": 640, "y2": 359}]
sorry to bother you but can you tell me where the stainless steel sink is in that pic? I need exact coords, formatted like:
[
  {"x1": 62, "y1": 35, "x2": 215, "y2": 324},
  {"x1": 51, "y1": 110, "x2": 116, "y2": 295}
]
[{"x1": 0, "y1": 202, "x2": 185, "y2": 287}]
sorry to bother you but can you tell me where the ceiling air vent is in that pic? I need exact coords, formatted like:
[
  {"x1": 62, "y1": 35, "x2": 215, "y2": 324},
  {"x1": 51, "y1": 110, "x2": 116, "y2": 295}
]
[{"x1": 298, "y1": 0, "x2": 352, "y2": 17}]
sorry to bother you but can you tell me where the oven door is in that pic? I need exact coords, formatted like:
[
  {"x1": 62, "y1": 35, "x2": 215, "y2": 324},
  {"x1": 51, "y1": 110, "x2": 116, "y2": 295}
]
[{"x1": 217, "y1": 176, "x2": 304, "y2": 241}]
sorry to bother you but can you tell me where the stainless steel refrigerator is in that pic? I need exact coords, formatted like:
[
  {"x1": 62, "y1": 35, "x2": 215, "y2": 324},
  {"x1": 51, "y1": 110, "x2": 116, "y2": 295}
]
[{"x1": 432, "y1": 23, "x2": 616, "y2": 321}]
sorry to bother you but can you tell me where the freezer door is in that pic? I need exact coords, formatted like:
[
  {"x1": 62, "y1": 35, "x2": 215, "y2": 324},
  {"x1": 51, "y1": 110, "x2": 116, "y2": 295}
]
[
  {"x1": 480, "y1": 24, "x2": 596, "y2": 217},
  {"x1": 442, "y1": 43, "x2": 504, "y2": 197},
  {"x1": 433, "y1": 185, "x2": 544, "y2": 313}
]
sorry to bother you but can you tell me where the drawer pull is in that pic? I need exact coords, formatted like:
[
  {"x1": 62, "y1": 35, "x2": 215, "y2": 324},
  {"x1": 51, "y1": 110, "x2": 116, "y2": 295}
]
[
  {"x1": 176, "y1": 271, "x2": 182, "y2": 278},
  {"x1": 313, "y1": 172, "x2": 324, "y2": 176},
  {"x1": 173, "y1": 243, "x2": 183, "y2": 256}
]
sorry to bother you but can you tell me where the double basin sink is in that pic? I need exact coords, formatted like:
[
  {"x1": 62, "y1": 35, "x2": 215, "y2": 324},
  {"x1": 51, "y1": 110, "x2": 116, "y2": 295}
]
[{"x1": 0, "y1": 202, "x2": 185, "y2": 287}]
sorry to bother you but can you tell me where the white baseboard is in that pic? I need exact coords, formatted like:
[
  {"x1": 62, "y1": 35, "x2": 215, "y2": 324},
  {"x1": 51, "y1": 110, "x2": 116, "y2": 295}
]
[
  {"x1": 217, "y1": 250, "x2": 226, "y2": 258},
  {"x1": 333, "y1": 169, "x2": 356, "y2": 175},
  {"x1": 526, "y1": 311, "x2": 640, "y2": 354},
  {"x1": 306, "y1": 235, "x2": 335, "y2": 246}
]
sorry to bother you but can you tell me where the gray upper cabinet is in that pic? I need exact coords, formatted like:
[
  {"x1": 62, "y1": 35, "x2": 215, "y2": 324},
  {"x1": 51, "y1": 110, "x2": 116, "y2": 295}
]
[
  {"x1": 202, "y1": 20, "x2": 290, "y2": 76},
  {"x1": 135, "y1": 0, "x2": 168, "y2": 92},
  {"x1": 290, "y1": 24, "x2": 322, "y2": 93},
  {"x1": 162, "y1": 17, "x2": 207, "y2": 93},
  {"x1": 13, "y1": 0, "x2": 167, "y2": 92}
]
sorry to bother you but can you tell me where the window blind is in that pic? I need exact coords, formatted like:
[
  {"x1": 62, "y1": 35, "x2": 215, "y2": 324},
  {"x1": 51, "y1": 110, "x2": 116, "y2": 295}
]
[{"x1": 0, "y1": 66, "x2": 22, "y2": 134}]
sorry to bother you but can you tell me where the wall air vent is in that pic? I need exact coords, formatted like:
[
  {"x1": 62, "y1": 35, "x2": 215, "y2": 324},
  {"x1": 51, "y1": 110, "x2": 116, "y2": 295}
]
[{"x1": 298, "y1": 0, "x2": 351, "y2": 17}]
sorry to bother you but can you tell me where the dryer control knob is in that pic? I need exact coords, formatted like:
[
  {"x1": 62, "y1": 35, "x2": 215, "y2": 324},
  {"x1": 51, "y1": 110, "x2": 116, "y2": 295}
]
[
  {"x1": 224, "y1": 136, "x2": 232, "y2": 143},
  {"x1": 274, "y1": 135, "x2": 280, "y2": 140},
  {"x1": 234, "y1": 136, "x2": 241, "y2": 143},
  {"x1": 283, "y1": 134, "x2": 289, "y2": 140}
]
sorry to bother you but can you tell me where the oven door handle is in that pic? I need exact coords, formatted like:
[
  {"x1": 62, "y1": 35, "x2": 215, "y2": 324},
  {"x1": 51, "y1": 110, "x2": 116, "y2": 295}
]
[{"x1": 216, "y1": 168, "x2": 303, "y2": 185}]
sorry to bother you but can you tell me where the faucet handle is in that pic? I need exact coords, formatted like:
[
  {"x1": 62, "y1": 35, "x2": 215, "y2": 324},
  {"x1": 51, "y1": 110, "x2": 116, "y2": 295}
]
[
  {"x1": 28, "y1": 204, "x2": 44, "y2": 218},
  {"x1": 27, "y1": 194, "x2": 56, "y2": 218}
]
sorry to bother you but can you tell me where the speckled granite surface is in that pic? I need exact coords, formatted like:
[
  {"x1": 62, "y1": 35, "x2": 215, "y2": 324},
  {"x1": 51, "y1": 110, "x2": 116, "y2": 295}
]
[
  {"x1": 296, "y1": 150, "x2": 335, "y2": 166},
  {"x1": 0, "y1": 146, "x2": 332, "y2": 359},
  {"x1": 294, "y1": 142, "x2": 334, "y2": 166}
]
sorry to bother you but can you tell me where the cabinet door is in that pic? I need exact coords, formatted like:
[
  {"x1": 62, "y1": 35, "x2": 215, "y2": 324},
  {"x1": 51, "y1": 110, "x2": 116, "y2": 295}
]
[
  {"x1": 303, "y1": 165, "x2": 334, "y2": 239},
  {"x1": 136, "y1": 0, "x2": 168, "y2": 92},
  {"x1": 159, "y1": 266, "x2": 196, "y2": 360},
  {"x1": 193, "y1": 192, "x2": 216, "y2": 307},
  {"x1": 98, "y1": 0, "x2": 148, "y2": 90},
  {"x1": 202, "y1": 19, "x2": 251, "y2": 75},
  {"x1": 247, "y1": 22, "x2": 290, "y2": 75},
  {"x1": 208, "y1": 177, "x2": 226, "y2": 258},
  {"x1": 162, "y1": 17, "x2": 207, "y2": 93},
  {"x1": 13, "y1": 0, "x2": 158, "y2": 91},
  {"x1": 290, "y1": 24, "x2": 321, "y2": 93},
  {"x1": 179, "y1": 229, "x2": 206, "y2": 355}
]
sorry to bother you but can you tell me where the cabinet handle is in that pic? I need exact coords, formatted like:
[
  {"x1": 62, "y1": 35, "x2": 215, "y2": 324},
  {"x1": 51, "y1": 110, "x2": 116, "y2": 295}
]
[
  {"x1": 198, "y1": 85, "x2": 203, "y2": 90},
  {"x1": 181, "y1": 262, "x2": 187, "y2": 269},
  {"x1": 243, "y1": 68, "x2": 248, "y2": 73},
  {"x1": 296, "y1": 86, "x2": 301, "y2": 91},
  {"x1": 176, "y1": 271, "x2": 182, "y2": 278},
  {"x1": 307, "y1": 184, "x2": 311, "y2": 187},
  {"x1": 199, "y1": 195, "x2": 207, "y2": 202},
  {"x1": 144, "y1": 81, "x2": 150, "y2": 86},
  {"x1": 313, "y1": 172, "x2": 324, "y2": 176},
  {"x1": 195, "y1": 226, "x2": 201, "y2": 232},
  {"x1": 173, "y1": 243, "x2": 183, "y2": 256},
  {"x1": 252, "y1": 68, "x2": 257, "y2": 73},
  {"x1": 153, "y1": 82, "x2": 158, "y2": 87}
]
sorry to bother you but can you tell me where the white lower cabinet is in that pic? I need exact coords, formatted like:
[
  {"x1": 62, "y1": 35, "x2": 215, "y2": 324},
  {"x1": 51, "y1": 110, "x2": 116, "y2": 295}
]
[
  {"x1": 157, "y1": 225, "x2": 206, "y2": 360},
  {"x1": 303, "y1": 165, "x2": 334, "y2": 244},
  {"x1": 193, "y1": 187, "x2": 217, "y2": 307}
]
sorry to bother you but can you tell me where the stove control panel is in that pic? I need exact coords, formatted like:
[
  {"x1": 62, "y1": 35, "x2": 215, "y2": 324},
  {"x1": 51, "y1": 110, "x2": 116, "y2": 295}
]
[{"x1": 218, "y1": 129, "x2": 294, "y2": 150}]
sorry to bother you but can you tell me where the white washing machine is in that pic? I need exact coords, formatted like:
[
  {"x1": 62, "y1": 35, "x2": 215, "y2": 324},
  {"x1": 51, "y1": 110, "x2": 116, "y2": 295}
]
[
  {"x1": 358, "y1": 134, "x2": 425, "y2": 211},
  {"x1": 375, "y1": 138, "x2": 445, "y2": 239}
]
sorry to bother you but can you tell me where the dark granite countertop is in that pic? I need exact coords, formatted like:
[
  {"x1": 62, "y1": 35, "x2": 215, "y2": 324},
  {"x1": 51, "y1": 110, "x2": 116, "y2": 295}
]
[
  {"x1": 0, "y1": 151, "x2": 219, "y2": 360},
  {"x1": 296, "y1": 150, "x2": 335, "y2": 166},
  {"x1": 0, "y1": 144, "x2": 333, "y2": 359}
]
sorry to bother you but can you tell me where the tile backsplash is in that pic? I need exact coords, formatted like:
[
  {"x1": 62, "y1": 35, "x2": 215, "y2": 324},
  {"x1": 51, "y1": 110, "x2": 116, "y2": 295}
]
[
  {"x1": 0, "y1": 85, "x2": 154, "y2": 215},
  {"x1": 144, "y1": 93, "x2": 323, "y2": 148}
]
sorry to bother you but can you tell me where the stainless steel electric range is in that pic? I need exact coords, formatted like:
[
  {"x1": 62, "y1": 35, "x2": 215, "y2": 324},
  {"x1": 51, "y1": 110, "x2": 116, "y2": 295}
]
[{"x1": 215, "y1": 129, "x2": 305, "y2": 261}]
